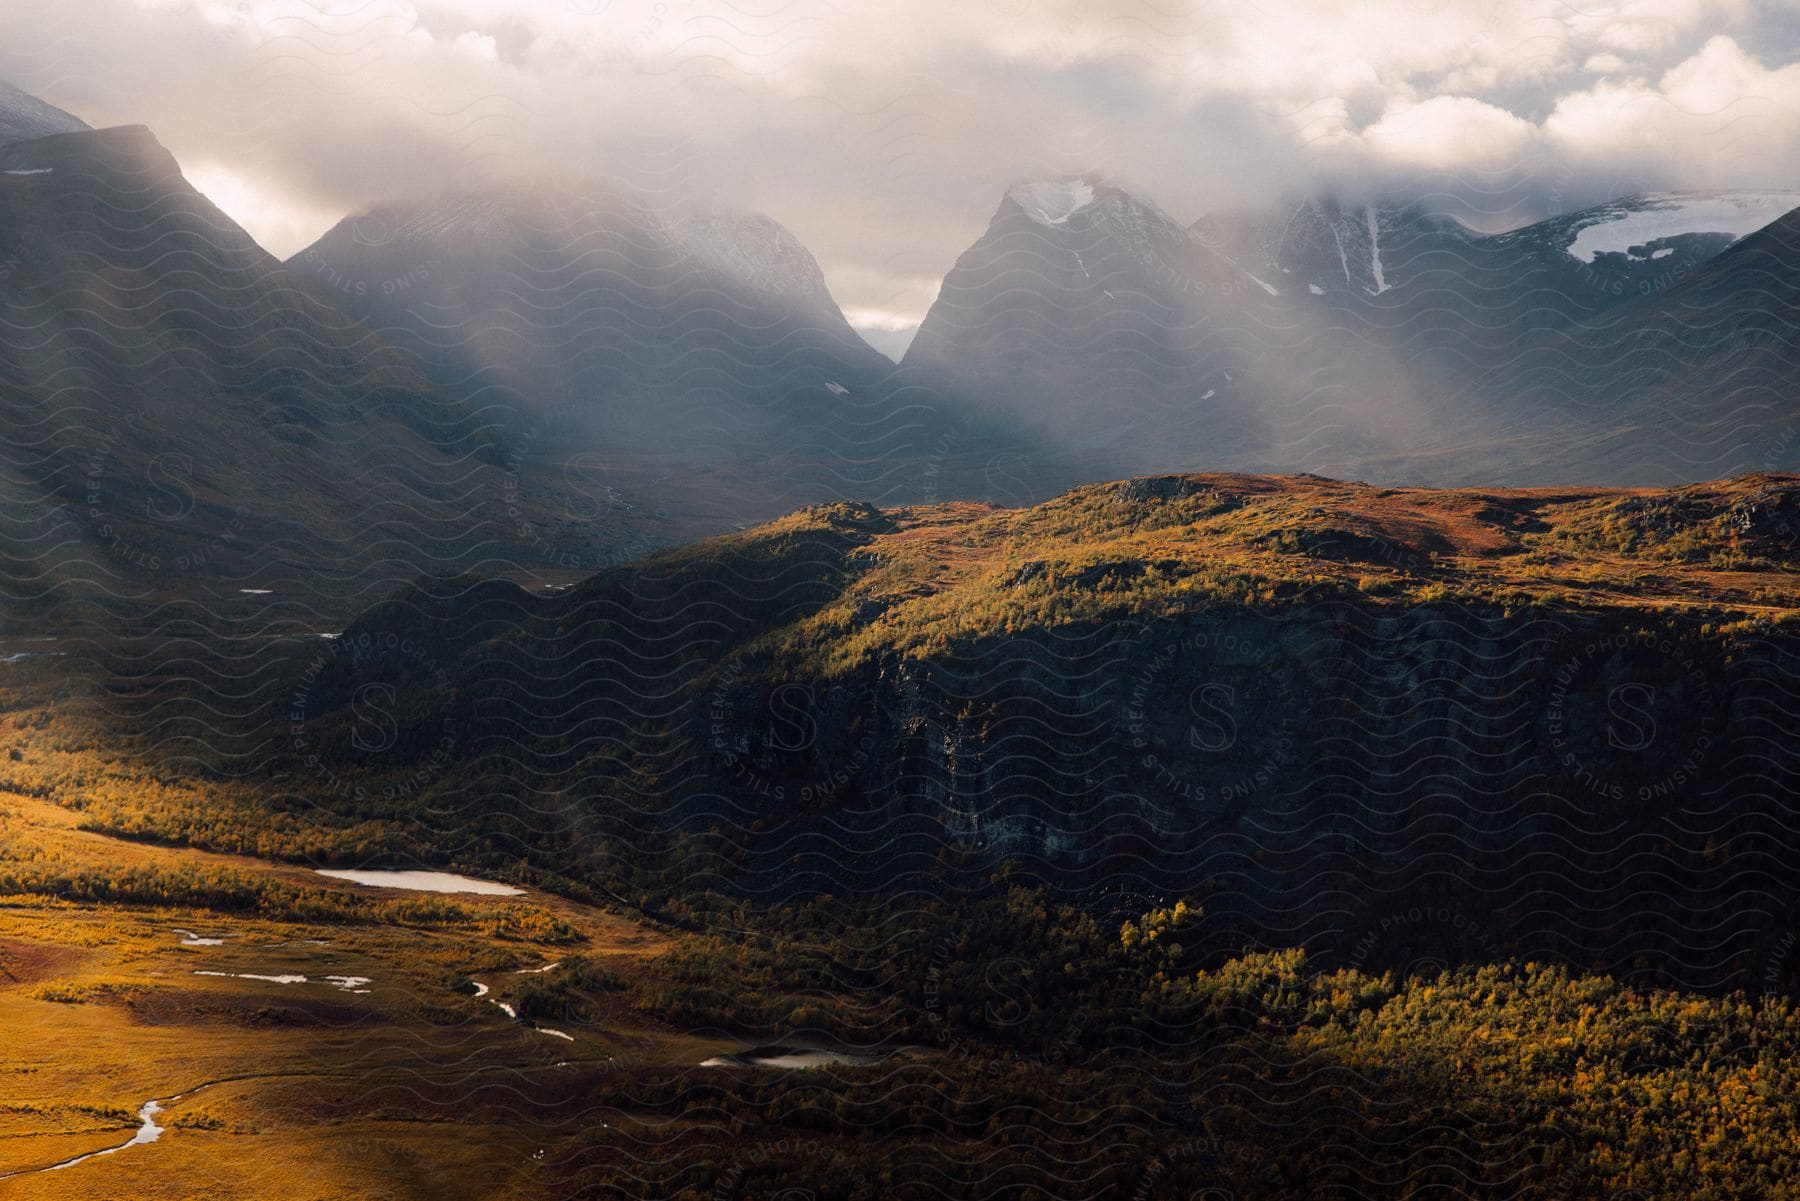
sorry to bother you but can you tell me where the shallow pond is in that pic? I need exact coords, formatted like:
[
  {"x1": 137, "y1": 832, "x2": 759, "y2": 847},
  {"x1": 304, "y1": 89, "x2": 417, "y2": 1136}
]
[
  {"x1": 701, "y1": 1045, "x2": 881, "y2": 1069},
  {"x1": 314, "y1": 869, "x2": 522, "y2": 895}
]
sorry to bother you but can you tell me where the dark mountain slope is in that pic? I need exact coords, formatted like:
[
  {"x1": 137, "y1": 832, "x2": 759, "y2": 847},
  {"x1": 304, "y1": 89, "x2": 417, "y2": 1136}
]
[
  {"x1": 1192, "y1": 190, "x2": 1800, "y2": 484},
  {"x1": 1488, "y1": 204, "x2": 1800, "y2": 482},
  {"x1": 0, "y1": 79, "x2": 87, "y2": 146},
  {"x1": 0, "y1": 126, "x2": 548, "y2": 624},
  {"x1": 905, "y1": 178, "x2": 1800, "y2": 488},
  {"x1": 901, "y1": 176, "x2": 1320, "y2": 480},
  {"x1": 288, "y1": 185, "x2": 963, "y2": 550}
]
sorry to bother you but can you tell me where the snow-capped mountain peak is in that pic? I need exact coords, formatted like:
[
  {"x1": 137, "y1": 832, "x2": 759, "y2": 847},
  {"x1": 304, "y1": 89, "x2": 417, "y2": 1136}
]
[
  {"x1": 1006, "y1": 177, "x2": 1099, "y2": 227},
  {"x1": 993, "y1": 175, "x2": 1197, "y2": 270}
]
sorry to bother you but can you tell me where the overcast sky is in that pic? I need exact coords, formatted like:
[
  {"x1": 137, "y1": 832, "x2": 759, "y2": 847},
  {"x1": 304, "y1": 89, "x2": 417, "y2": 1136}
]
[{"x1": 5, "y1": 0, "x2": 1800, "y2": 351}]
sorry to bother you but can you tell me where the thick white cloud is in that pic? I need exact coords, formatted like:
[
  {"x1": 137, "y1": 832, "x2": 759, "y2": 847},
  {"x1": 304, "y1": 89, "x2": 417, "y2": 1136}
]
[
  {"x1": 1585, "y1": 53, "x2": 1632, "y2": 75},
  {"x1": 0, "y1": 0, "x2": 1796, "y2": 338},
  {"x1": 1547, "y1": 36, "x2": 1800, "y2": 187},
  {"x1": 1361, "y1": 95, "x2": 1540, "y2": 169},
  {"x1": 1565, "y1": 0, "x2": 1750, "y2": 57}
]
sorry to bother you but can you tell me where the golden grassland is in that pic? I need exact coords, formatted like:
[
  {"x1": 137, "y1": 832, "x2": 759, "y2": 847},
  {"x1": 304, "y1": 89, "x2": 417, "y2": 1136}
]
[
  {"x1": 0, "y1": 651, "x2": 469, "y2": 871},
  {"x1": 0, "y1": 775, "x2": 688, "y2": 1200},
  {"x1": 668, "y1": 472, "x2": 1799, "y2": 673}
]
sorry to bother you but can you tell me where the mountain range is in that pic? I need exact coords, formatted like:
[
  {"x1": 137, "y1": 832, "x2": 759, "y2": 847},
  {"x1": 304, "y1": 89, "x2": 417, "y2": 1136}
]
[
  {"x1": 8, "y1": 56, "x2": 1800, "y2": 1201},
  {"x1": 1, "y1": 81, "x2": 1797, "y2": 617},
  {"x1": 904, "y1": 177, "x2": 1800, "y2": 485}
]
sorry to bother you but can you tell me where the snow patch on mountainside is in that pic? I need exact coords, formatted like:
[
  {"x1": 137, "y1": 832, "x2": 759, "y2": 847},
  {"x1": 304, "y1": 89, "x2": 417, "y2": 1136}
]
[
  {"x1": 1008, "y1": 178, "x2": 1097, "y2": 227},
  {"x1": 1365, "y1": 208, "x2": 1390, "y2": 294},
  {"x1": 1565, "y1": 192, "x2": 1800, "y2": 263}
]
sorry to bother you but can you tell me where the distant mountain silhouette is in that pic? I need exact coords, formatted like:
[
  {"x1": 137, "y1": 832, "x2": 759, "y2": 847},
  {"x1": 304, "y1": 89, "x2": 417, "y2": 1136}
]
[
  {"x1": 0, "y1": 125, "x2": 542, "y2": 623},
  {"x1": 1488, "y1": 203, "x2": 1800, "y2": 481},
  {"x1": 288, "y1": 184, "x2": 953, "y2": 544},
  {"x1": 907, "y1": 177, "x2": 1800, "y2": 486}
]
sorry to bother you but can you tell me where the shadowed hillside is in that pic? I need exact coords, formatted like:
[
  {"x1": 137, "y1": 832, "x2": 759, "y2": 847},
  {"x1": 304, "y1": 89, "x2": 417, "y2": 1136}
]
[
  {"x1": 0, "y1": 126, "x2": 590, "y2": 630},
  {"x1": 75, "y1": 471, "x2": 1798, "y2": 997}
]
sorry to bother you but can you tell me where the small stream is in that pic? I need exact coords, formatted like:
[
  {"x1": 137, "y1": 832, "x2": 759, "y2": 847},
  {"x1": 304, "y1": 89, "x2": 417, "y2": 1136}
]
[
  {"x1": 0, "y1": 1095, "x2": 171, "y2": 1181},
  {"x1": 471, "y1": 965, "x2": 571, "y2": 1039},
  {"x1": 47, "y1": 1099, "x2": 165, "y2": 1171}
]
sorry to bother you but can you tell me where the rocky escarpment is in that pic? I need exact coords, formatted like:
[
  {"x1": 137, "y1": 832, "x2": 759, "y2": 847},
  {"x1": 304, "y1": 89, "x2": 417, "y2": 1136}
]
[
  {"x1": 307, "y1": 474, "x2": 1800, "y2": 993},
  {"x1": 686, "y1": 602, "x2": 1789, "y2": 991}
]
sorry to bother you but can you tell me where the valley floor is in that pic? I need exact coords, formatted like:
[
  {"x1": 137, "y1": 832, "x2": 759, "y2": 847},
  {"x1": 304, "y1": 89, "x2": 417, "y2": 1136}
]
[
  {"x1": 0, "y1": 794, "x2": 687, "y2": 1201},
  {"x1": 0, "y1": 470, "x2": 1798, "y2": 1199}
]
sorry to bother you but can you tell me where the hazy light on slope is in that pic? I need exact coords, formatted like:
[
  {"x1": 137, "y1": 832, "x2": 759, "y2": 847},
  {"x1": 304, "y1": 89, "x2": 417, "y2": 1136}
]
[{"x1": 184, "y1": 162, "x2": 342, "y2": 258}]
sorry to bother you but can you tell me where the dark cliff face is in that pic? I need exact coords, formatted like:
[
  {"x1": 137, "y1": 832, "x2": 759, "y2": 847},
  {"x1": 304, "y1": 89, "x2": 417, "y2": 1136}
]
[
  {"x1": 684, "y1": 606, "x2": 1784, "y2": 990},
  {"x1": 0, "y1": 126, "x2": 523, "y2": 619},
  {"x1": 298, "y1": 474, "x2": 1800, "y2": 993},
  {"x1": 323, "y1": 582, "x2": 1794, "y2": 995}
]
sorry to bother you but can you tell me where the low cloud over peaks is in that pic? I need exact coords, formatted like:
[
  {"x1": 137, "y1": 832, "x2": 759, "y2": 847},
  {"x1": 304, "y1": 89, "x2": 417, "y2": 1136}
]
[{"x1": 3, "y1": 0, "x2": 1798, "y2": 343}]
